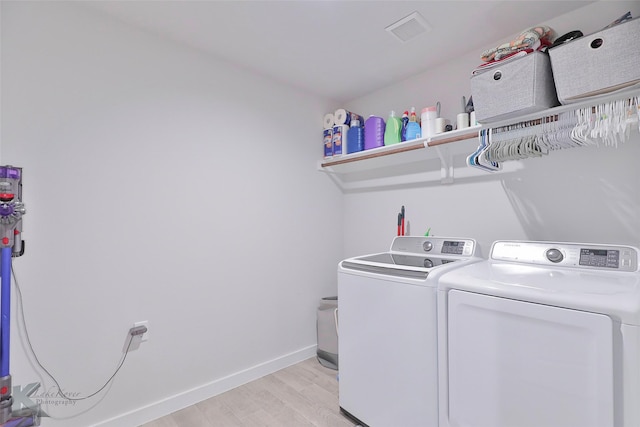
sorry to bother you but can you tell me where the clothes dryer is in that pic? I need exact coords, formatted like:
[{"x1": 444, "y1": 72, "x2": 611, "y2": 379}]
[
  {"x1": 437, "y1": 240, "x2": 640, "y2": 427},
  {"x1": 338, "y1": 236, "x2": 481, "y2": 427}
]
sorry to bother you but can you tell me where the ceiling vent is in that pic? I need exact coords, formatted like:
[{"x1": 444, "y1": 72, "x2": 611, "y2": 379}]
[{"x1": 385, "y1": 11, "x2": 431, "y2": 43}]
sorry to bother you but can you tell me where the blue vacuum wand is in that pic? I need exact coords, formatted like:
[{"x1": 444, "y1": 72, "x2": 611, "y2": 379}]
[{"x1": 0, "y1": 166, "x2": 34, "y2": 426}]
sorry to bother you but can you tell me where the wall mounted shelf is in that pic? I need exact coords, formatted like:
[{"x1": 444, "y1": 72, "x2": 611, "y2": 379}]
[
  {"x1": 318, "y1": 87, "x2": 639, "y2": 192},
  {"x1": 318, "y1": 126, "x2": 486, "y2": 190}
]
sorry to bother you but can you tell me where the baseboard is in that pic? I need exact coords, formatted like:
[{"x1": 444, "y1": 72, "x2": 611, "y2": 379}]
[{"x1": 91, "y1": 345, "x2": 318, "y2": 427}]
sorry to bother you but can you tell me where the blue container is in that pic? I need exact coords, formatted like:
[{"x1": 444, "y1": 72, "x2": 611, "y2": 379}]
[
  {"x1": 347, "y1": 120, "x2": 364, "y2": 154},
  {"x1": 405, "y1": 121, "x2": 421, "y2": 141}
]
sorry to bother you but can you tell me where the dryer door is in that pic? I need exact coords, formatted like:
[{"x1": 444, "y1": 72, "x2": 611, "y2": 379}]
[{"x1": 446, "y1": 289, "x2": 614, "y2": 427}]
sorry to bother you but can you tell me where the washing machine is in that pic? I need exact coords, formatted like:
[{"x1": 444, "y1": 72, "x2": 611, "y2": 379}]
[
  {"x1": 338, "y1": 236, "x2": 481, "y2": 427},
  {"x1": 437, "y1": 240, "x2": 640, "y2": 427}
]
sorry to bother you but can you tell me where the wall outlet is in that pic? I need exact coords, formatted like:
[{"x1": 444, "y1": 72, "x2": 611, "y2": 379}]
[{"x1": 133, "y1": 320, "x2": 149, "y2": 342}]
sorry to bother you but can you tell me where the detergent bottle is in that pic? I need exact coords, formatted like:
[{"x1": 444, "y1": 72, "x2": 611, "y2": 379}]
[
  {"x1": 364, "y1": 116, "x2": 385, "y2": 150},
  {"x1": 401, "y1": 110, "x2": 409, "y2": 141},
  {"x1": 384, "y1": 110, "x2": 402, "y2": 145},
  {"x1": 405, "y1": 107, "x2": 421, "y2": 141}
]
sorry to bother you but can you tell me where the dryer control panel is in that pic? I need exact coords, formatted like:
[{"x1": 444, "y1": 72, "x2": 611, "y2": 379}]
[{"x1": 491, "y1": 241, "x2": 639, "y2": 272}]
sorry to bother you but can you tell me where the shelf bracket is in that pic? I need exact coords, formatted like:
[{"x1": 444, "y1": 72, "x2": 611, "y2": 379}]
[{"x1": 434, "y1": 146, "x2": 454, "y2": 184}]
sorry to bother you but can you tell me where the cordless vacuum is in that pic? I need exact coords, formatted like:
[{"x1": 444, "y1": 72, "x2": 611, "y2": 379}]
[{"x1": 0, "y1": 166, "x2": 38, "y2": 426}]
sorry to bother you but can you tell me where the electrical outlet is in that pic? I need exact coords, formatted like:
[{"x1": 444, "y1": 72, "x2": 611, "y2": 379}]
[{"x1": 133, "y1": 320, "x2": 149, "y2": 342}]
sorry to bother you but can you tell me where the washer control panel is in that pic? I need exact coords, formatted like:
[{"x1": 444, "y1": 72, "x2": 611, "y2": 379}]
[
  {"x1": 492, "y1": 241, "x2": 639, "y2": 272},
  {"x1": 392, "y1": 236, "x2": 477, "y2": 257}
]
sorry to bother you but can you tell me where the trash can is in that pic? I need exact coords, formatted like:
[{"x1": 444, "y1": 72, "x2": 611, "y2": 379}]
[{"x1": 317, "y1": 296, "x2": 338, "y2": 370}]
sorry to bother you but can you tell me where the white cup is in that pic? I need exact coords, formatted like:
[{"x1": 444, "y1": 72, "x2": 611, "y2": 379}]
[
  {"x1": 470, "y1": 111, "x2": 477, "y2": 126},
  {"x1": 457, "y1": 113, "x2": 470, "y2": 129},
  {"x1": 435, "y1": 118, "x2": 450, "y2": 134}
]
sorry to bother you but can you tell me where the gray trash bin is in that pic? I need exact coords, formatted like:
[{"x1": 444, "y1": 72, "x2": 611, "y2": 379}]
[{"x1": 317, "y1": 296, "x2": 338, "y2": 370}]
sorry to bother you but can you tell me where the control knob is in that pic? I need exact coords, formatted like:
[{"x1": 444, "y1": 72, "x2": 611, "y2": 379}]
[
  {"x1": 423, "y1": 259, "x2": 433, "y2": 268},
  {"x1": 423, "y1": 241, "x2": 433, "y2": 252},
  {"x1": 546, "y1": 248, "x2": 564, "y2": 263}
]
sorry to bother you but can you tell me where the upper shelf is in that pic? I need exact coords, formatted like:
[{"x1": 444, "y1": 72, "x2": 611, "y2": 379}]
[
  {"x1": 318, "y1": 87, "x2": 640, "y2": 191},
  {"x1": 318, "y1": 125, "x2": 480, "y2": 173},
  {"x1": 317, "y1": 126, "x2": 488, "y2": 190}
]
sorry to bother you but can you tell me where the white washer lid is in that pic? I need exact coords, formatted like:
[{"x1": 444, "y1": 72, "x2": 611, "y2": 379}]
[{"x1": 339, "y1": 256, "x2": 482, "y2": 286}]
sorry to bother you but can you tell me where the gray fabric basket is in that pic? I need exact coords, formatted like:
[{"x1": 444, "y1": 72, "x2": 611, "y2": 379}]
[
  {"x1": 549, "y1": 17, "x2": 640, "y2": 104},
  {"x1": 470, "y1": 51, "x2": 559, "y2": 123}
]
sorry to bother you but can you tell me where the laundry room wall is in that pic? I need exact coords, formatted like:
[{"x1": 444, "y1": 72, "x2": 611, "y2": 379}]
[
  {"x1": 1, "y1": 2, "x2": 342, "y2": 426},
  {"x1": 341, "y1": 0, "x2": 640, "y2": 258}
]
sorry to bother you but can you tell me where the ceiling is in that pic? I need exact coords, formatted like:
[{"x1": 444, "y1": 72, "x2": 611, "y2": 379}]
[{"x1": 82, "y1": 1, "x2": 595, "y2": 104}]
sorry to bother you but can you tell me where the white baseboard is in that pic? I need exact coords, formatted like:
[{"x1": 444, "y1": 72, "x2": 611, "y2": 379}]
[{"x1": 91, "y1": 345, "x2": 317, "y2": 427}]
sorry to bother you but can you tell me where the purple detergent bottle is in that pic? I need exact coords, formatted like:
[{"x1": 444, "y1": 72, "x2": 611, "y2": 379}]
[{"x1": 364, "y1": 116, "x2": 385, "y2": 150}]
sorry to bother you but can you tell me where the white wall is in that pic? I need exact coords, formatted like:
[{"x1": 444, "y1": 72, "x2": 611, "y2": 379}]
[
  {"x1": 342, "y1": 0, "x2": 640, "y2": 257},
  {"x1": 2, "y1": 1, "x2": 639, "y2": 426},
  {"x1": 1, "y1": 2, "x2": 342, "y2": 426}
]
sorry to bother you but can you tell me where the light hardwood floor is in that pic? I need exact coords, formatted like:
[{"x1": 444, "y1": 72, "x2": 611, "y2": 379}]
[{"x1": 140, "y1": 357, "x2": 357, "y2": 427}]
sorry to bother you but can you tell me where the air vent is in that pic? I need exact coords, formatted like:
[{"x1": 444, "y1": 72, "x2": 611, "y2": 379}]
[{"x1": 385, "y1": 11, "x2": 431, "y2": 43}]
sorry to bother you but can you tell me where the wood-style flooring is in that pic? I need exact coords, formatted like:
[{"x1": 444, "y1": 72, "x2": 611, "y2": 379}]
[{"x1": 140, "y1": 357, "x2": 357, "y2": 427}]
